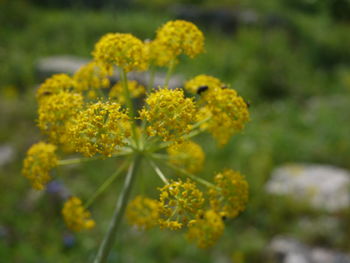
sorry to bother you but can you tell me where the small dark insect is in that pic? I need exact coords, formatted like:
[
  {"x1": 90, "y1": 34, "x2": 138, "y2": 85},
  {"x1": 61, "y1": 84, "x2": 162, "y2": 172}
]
[
  {"x1": 221, "y1": 215, "x2": 227, "y2": 221},
  {"x1": 41, "y1": 91, "x2": 52, "y2": 96},
  {"x1": 221, "y1": 85, "x2": 227, "y2": 89},
  {"x1": 244, "y1": 100, "x2": 251, "y2": 108},
  {"x1": 199, "y1": 213, "x2": 204, "y2": 219},
  {"x1": 196, "y1": 85, "x2": 208, "y2": 95}
]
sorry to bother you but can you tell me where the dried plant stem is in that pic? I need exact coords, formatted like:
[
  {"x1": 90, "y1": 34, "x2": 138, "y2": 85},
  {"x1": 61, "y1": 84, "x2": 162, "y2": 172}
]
[{"x1": 93, "y1": 155, "x2": 141, "y2": 263}]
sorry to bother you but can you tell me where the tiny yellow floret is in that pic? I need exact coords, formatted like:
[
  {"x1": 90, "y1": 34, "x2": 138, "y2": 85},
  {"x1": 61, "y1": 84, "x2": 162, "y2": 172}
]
[
  {"x1": 62, "y1": 197, "x2": 95, "y2": 232},
  {"x1": 22, "y1": 142, "x2": 58, "y2": 190}
]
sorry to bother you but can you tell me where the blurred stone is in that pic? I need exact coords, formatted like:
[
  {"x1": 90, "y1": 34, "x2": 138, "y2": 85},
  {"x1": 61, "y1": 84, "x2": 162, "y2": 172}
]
[
  {"x1": 268, "y1": 236, "x2": 350, "y2": 263},
  {"x1": 0, "y1": 144, "x2": 15, "y2": 167},
  {"x1": 36, "y1": 55, "x2": 183, "y2": 89},
  {"x1": 266, "y1": 164, "x2": 350, "y2": 212}
]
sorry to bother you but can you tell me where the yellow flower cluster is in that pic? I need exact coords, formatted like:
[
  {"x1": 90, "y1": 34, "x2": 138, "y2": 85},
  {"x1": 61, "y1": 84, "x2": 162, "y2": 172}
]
[
  {"x1": 186, "y1": 74, "x2": 250, "y2": 145},
  {"x1": 93, "y1": 33, "x2": 148, "y2": 72},
  {"x1": 158, "y1": 179, "x2": 204, "y2": 230},
  {"x1": 145, "y1": 40, "x2": 175, "y2": 67},
  {"x1": 109, "y1": 80, "x2": 145, "y2": 104},
  {"x1": 38, "y1": 92, "x2": 84, "y2": 144},
  {"x1": 126, "y1": 196, "x2": 160, "y2": 230},
  {"x1": 22, "y1": 142, "x2": 58, "y2": 190},
  {"x1": 140, "y1": 88, "x2": 196, "y2": 142},
  {"x1": 156, "y1": 20, "x2": 204, "y2": 58},
  {"x1": 167, "y1": 140, "x2": 205, "y2": 173},
  {"x1": 36, "y1": 74, "x2": 75, "y2": 101},
  {"x1": 184, "y1": 74, "x2": 222, "y2": 94},
  {"x1": 209, "y1": 169, "x2": 249, "y2": 218},
  {"x1": 70, "y1": 101, "x2": 131, "y2": 157},
  {"x1": 73, "y1": 61, "x2": 111, "y2": 97},
  {"x1": 62, "y1": 197, "x2": 95, "y2": 232},
  {"x1": 187, "y1": 210, "x2": 224, "y2": 249},
  {"x1": 204, "y1": 88, "x2": 250, "y2": 145},
  {"x1": 23, "y1": 19, "x2": 251, "y2": 251}
]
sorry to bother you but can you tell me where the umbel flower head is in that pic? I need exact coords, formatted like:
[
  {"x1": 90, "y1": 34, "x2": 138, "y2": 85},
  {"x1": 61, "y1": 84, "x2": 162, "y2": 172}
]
[
  {"x1": 23, "y1": 19, "x2": 251, "y2": 254},
  {"x1": 209, "y1": 169, "x2": 249, "y2": 218},
  {"x1": 156, "y1": 20, "x2": 204, "y2": 58},
  {"x1": 62, "y1": 196, "x2": 95, "y2": 232},
  {"x1": 37, "y1": 91, "x2": 84, "y2": 145},
  {"x1": 36, "y1": 73, "x2": 76, "y2": 101},
  {"x1": 158, "y1": 179, "x2": 205, "y2": 230},
  {"x1": 187, "y1": 210, "x2": 224, "y2": 249},
  {"x1": 139, "y1": 88, "x2": 196, "y2": 142},
  {"x1": 22, "y1": 142, "x2": 58, "y2": 190},
  {"x1": 93, "y1": 33, "x2": 148, "y2": 72},
  {"x1": 144, "y1": 39, "x2": 176, "y2": 67},
  {"x1": 70, "y1": 101, "x2": 131, "y2": 157},
  {"x1": 73, "y1": 61, "x2": 112, "y2": 96},
  {"x1": 167, "y1": 140, "x2": 205, "y2": 173},
  {"x1": 126, "y1": 196, "x2": 160, "y2": 230}
]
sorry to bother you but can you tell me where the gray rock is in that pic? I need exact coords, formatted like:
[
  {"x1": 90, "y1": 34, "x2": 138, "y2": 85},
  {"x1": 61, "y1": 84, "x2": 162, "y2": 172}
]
[
  {"x1": 36, "y1": 55, "x2": 183, "y2": 89},
  {"x1": 268, "y1": 236, "x2": 350, "y2": 263},
  {"x1": 265, "y1": 164, "x2": 350, "y2": 212},
  {"x1": 0, "y1": 145, "x2": 14, "y2": 167}
]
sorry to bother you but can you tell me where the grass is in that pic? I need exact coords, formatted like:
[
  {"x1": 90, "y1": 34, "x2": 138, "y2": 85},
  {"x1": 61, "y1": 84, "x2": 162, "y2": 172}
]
[{"x1": 1, "y1": 3, "x2": 350, "y2": 262}]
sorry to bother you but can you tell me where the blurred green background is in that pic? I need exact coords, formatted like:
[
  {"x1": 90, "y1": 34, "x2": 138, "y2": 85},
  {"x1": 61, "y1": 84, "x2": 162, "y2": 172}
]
[{"x1": 1, "y1": 0, "x2": 350, "y2": 262}]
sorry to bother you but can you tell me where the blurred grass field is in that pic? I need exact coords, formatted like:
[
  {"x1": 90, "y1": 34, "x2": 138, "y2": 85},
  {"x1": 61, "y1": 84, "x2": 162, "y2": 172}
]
[{"x1": 1, "y1": 1, "x2": 350, "y2": 262}]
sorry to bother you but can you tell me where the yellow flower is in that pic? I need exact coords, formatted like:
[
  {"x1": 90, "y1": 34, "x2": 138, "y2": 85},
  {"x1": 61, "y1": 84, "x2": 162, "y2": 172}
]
[
  {"x1": 93, "y1": 33, "x2": 148, "y2": 72},
  {"x1": 156, "y1": 20, "x2": 204, "y2": 58},
  {"x1": 203, "y1": 88, "x2": 250, "y2": 145},
  {"x1": 36, "y1": 74, "x2": 76, "y2": 102},
  {"x1": 184, "y1": 74, "x2": 223, "y2": 94},
  {"x1": 73, "y1": 61, "x2": 112, "y2": 95},
  {"x1": 62, "y1": 197, "x2": 95, "y2": 232},
  {"x1": 37, "y1": 92, "x2": 84, "y2": 145},
  {"x1": 167, "y1": 140, "x2": 205, "y2": 173},
  {"x1": 144, "y1": 39, "x2": 176, "y2": 67},
  {"x1": 126, "y1": 196, "x2": 160, "y2": 230},
  {"x1": 139, "y1": 88, "x2": 196, "y2": 142},
  {"x1": 70, "y1": 101, "x2": 131, "y2": 157},
  {"x1": 158, "y1": 179, "x2": 204, "y2": 230},
  {"x1": 186, "y1": 210, "x2": 224, "y2": 249},
  {"x1": 22, "y1": 142, "x2": 58, "y2": 190},
  {"x1": 109, "y1": 80, "x2": 145, "y2": 104},
  {"x1": 209, "y1": 169, "x2": 249, "y2": 219}
]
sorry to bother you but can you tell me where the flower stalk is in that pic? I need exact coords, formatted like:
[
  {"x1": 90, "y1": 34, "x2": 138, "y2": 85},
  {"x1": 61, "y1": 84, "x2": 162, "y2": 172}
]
[{"x1": 94, "y1": 155, "x2": 141, "y2": 263}]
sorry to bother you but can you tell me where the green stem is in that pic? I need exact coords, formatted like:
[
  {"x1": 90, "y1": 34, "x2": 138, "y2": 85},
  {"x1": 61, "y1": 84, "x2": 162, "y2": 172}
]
[
  {"x1": 147, "y1": 159, "x2": 169, "y2": 184},
  {"x1": 162, "y1": 160, "x2": 218, "y2": 190},
  {"x1": 84, "y1": 160, "x2": 129, "y2": 209},
  {"x1": 94, "y1": 155, "x2": 141, "y2": 263},
  {"x1": 164, "y1": 59, "x2": 175, "y2": 87},
  {"x1": 120, "y1": 68, "x2": 139, "y2": 148},
  {"x1": 57, "y1": 151, "x2": 132, "y2": 166}
]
